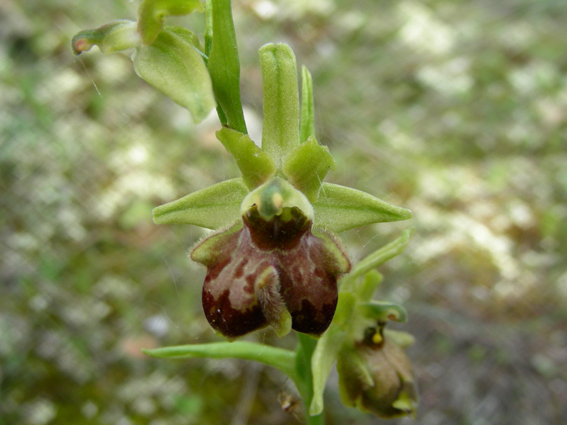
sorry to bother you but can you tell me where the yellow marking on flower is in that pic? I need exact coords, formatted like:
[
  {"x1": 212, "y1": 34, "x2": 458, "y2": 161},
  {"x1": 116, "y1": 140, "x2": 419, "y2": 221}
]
[{"x1": 372, "y1": 332, "x2": 383, "y2": 345}]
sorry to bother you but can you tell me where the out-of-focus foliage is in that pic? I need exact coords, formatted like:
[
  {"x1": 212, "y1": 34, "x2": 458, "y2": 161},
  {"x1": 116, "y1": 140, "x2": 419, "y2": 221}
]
[{"x1": 1, "y1": 0, "x2": 566, "y2": 424}]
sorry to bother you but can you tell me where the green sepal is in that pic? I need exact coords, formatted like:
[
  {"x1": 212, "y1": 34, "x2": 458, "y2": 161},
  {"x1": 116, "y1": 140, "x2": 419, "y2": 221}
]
[
  {"x1": 152, "y1": 178, "x2": 248, "y2": 229},
  {"x1": 282, "y1": 136, "x2": 336, "y2": 203},
  {"x1": 349, "y1": 228, "x2": 414, "y2": 280},
  {"x1": 142, "y1": 341, "x2": 298, "y2": 382},
  {"x1": 260, "y1": 43, "x2": 300, "y2": 166},
  {"x1": 137, "y1": 0, "x2": 205, "y2": 45},
  {"x1": 300, "y1": 66, "x2": 316, "y2": 143},
  {"x1": 208, "y1": 0, "x2": 247, "y2": 133},
  {"x1": 310, "y1": 291, "x2": 356, "y2": 416},
  {"x1": 165, "y1": 25, "x2": 205, "y2": 53},
  {"x1": 360, "y1": 301, "x2": 407, "y2": 323},
  {"x1": 384, "y1": 329, "x2": 415, "y2": 349},
  {"x1": 132, "y1": 27, "x2": 215, "y2": 123},
  {"x1": 72, "y1": 20, "x2": 139, "y2": 55},
  {"x1": 216, "y1": 127, "x2": 276, "y2": 190},
  {"x1": 354, "y1": 269, "x2": 383, "y2": 299},
  {"x1": 312, "y1": 183, "x2": 413, "y2": 233}
]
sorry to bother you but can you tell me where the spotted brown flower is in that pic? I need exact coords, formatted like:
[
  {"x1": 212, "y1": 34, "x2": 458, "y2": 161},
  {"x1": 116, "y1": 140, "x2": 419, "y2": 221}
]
[{"x1": 191, "y1": 199, "x2": 351, "y2": 339}]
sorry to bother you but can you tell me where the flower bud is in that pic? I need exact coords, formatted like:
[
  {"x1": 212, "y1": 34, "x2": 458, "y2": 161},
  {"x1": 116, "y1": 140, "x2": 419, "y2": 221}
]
[
  {"x1": 191, "y1": 179, "x2": 350, "y2": 339},
  {"x1": 337, "y1": 323, "x2": 418, "y2": 418}
]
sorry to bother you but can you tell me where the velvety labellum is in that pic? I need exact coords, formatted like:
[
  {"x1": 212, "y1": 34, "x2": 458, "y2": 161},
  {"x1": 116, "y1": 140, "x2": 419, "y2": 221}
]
[{"x1": 191, "y1": 205, "x2": 351, "y2": 339}]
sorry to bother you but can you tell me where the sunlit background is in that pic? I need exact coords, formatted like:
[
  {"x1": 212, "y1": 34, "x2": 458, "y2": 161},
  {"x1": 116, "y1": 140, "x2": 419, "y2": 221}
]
[{"x1": 2, "y1": 0, "x2": 567, "y2": 424}]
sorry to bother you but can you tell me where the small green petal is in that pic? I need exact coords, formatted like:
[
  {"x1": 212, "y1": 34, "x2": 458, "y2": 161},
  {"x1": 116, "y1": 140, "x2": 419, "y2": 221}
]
[
  {"x1": 152, "y1": 178, "x2": 248, "y2": 229},
  {"x1": 313, "y1": 183, "x2": 412, "y2": 233},
  {"x1": 259, "y1": 43, "x2": 300, "y2": 166},
  {"x1": 216, "y1": 127, "x2": 276, "y2": 190},
  {"x1": 349, "y1": 228, "x2": 414, "y2": 279},
  {"x1": 300, "y1": 66, "x2": 315, "y2": 143},
  {"x1": 132, "y1": 27, "x2": 215, "y2": 123},
  {"x1": 282, "y1": 136, "x2": 336, "y2": 203},
  {"x1": 71, "y1": 20, "x2": 139, "y2": 55},
  {"x1": 137, "y1": 0, "x2": 205, "y2": 45}
]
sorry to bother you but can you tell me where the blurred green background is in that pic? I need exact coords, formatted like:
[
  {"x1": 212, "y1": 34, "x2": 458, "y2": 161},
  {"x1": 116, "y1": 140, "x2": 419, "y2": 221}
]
[{"x1": 2, "y1": 0, "x2": 567, "y2": 424}]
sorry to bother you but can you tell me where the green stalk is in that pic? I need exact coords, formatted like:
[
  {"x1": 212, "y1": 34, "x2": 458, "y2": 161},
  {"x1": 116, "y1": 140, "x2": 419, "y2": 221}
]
[{"x1": 207, "y1": 0, "x2": 247, "y2": 133}]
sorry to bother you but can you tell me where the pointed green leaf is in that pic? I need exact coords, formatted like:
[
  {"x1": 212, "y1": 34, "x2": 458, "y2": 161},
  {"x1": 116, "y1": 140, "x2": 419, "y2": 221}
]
[
  {"x1": 132, "y1": 27, "x2": 215, "y2": 123},
  {"x1": 143, "y1": 342, "x2": 298, "y2": 381},
  {"x1": 260, "y1": 43, "x2": 300, "y2": 165},
  {"x1": 300, "y1": 66, "x2": 315, "y2": 143},
  {"x1": 208, "y1": 0, "x2": 247, "y2": 133},
  {"x1": 72, "y1": 20, "x2": 139, "y2": 55},
  {"x1": 152, "y1": 178, "x2": 248, "y2": 229},
  {"x1": 310, "y1": 291, "x2": 356, "y2": 416},
  {"x1": 138, "y1": 0, "x2": 205, "y2": 45},
  {"x1": 282, "y1": 136, "x2": 336, "y2": 202},
  {"x1": 313, "y1": 183, "x2": 412, "y2": 233},
  {"x1": 216, "y1": 127, "x2": 276, "y2": 190},
  {"x1": 349, "y1": 228, "x2": 414, "y2": 279}
]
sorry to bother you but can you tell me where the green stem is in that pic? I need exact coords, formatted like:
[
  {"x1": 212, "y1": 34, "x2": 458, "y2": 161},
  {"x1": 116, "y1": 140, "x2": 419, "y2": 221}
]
[
  {"x1": 207, "y1": 0, "x2": 247, "y2": 133},
  {"x1": 296, "y1": 333, "x2": 325, "y2": 425}
]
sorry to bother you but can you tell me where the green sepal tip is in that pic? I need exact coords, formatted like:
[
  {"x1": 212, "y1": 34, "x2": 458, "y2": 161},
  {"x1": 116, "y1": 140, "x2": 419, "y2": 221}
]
[{"x1": 313, "y1": 183, "x2": 413, "y2": 233}]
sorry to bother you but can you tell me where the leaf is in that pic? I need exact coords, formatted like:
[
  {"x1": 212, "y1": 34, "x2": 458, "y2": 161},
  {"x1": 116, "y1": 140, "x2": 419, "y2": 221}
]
[
  {"x1": 137, "y1": 0, "x2": 205, "y2": 45},
  {"x1": 300, "y1": 66, "x2": 315, "y2": 143},
  {"x1": 216, "y1": 127, "x2": 276, "y2": 190},
  {"x1": 349, "y1": 228, "x2": 414, "y2": 279},
  {"x1": 310, "y1": 291, "x2": 356, "y2": 416},
  {"x1": 282, "y1": 136, "x2": 336, "y2": 202},
  {"x1": 152, "y1": 178, "x2": 248, "y2": 229},
  {"x1": 72, "y1": 20, "x2": 139, "y2": 55},
  {"x1": 143, "y1": 341, "x2": 298, "y2": 381},
  {"x1": 132, "y1": 27, "x2": 215, "y2": 123},
  {"x1": 260, "y1": 43, "x2": 300, "y2": 165},
  {"x1": 312, "y1": 183, "x2": 412, "y2": 233},
  {"x1": 207, "y1": 0, "x2": 247, "y2": 133}
]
